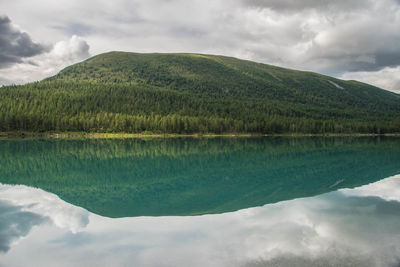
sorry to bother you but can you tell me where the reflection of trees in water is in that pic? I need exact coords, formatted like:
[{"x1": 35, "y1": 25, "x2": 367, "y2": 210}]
[{"x1": 0, "y1": 137, "x2": 399, "y2": 217}]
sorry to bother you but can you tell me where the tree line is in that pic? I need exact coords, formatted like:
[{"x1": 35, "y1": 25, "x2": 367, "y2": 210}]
[{"x1": 0, "y1": 79, "x2": 399, "y2": 134}]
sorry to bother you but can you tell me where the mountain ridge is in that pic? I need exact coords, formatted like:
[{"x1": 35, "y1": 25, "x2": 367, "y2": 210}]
[{"x1": 0, "y1": 51, "x2": 399, "y2": 134}]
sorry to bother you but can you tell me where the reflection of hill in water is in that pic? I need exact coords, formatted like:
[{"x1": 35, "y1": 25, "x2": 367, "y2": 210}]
[{"x1": 0, "y1": 137, "x2": 399, "y2": 217}]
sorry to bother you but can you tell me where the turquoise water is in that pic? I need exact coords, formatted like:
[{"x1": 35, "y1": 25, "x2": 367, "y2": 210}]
[{"x1": 0, "y1": 137, "x2": 399, "y2": 266}]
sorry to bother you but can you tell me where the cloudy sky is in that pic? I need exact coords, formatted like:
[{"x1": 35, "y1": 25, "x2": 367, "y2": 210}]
[{"x1": 1, "y1": 0, "x2": 400, "y2": 93}]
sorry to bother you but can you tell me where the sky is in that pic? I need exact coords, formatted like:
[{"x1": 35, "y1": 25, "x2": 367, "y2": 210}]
[{"x1": 1, "y1": 0, "x2": 400, "y2": 93}]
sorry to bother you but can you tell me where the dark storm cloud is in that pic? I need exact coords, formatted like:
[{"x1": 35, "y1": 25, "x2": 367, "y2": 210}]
[
  {"x1": 0, "y1": 15, "x2": 49, "y2": 68},
  {"x1": 304, "y1": 48, "x2": 400, "y2": 75},
  {"x1": 345, "y1": 53, "x2": 400, "y2": 73},
  {"x1": 0, "y1": 200, "x2": 46, "y2": 253}
]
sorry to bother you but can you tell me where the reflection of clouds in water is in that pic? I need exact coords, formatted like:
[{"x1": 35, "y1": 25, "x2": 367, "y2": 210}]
[
  {"x1": 1, "y1": 176, "x2": 400, "y2": 266},
  {"x1": 341, "y1": 174, "x2": 400, "y2": 202},
  {"x1": 59, "y1": 175, "x2": 399, "y2": 267},
  {"x1": 0, "y1": 184, "x2": 89, "y2": 233},
  {"x1": 235, "y1": 194, "x2": 400, "y2": 267},
  {"x1": 0, "y1": 200, "x2": 46, "y2": 253}
]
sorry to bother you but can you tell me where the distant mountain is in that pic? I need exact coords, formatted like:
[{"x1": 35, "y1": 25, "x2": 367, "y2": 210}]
[{"x1": 1, "y1": 51, "x2": 399, "y2": 133}]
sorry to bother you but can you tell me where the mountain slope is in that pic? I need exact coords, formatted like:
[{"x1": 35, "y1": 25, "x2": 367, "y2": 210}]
[{"x1": 1, "y1": 51, "x2": 399, "y2": 134}]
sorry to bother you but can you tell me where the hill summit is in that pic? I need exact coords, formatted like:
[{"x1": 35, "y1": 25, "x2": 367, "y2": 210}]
[{"x1": 1, "y1": 51, "x2": 399, "y2": 134}]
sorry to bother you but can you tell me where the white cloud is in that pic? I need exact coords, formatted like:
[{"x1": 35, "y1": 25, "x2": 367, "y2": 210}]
[
  {"x1": 0, "y1": 35, "x2": 90, "y2": 85},
  {"x1": 340, "y1": 66, "x2": 400, "y2": 93},
  {"x1": 51, "y1": 35, "x2": 90, "y2": 62}
]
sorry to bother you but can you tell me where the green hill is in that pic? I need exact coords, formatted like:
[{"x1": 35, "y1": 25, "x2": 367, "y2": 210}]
[{"x1": 1, "y1": 51, "x2": 399, "y2": 134}]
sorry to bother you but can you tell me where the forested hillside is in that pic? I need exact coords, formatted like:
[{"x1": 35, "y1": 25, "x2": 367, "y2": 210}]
[{"x1": 1, "y1": 51, "x2": 399, "y2": 134}]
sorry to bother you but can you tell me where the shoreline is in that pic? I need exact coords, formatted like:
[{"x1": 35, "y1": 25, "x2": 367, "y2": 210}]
[{"x1": 0, "y1": 132, "x2": 399, "y2": 139}]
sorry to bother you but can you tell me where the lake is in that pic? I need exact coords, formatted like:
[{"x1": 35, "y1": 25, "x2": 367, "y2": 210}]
[{"x1": 0, "y1": 137, "x2": 399, "y2": 266}]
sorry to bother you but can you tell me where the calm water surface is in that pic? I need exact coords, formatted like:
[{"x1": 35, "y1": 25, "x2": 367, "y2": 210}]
[{"x1": 0, "y1": 137, "x2": 399, "y2": 266}]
